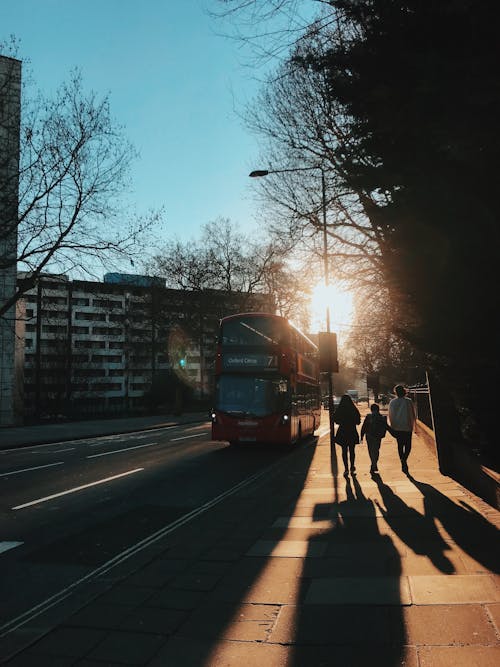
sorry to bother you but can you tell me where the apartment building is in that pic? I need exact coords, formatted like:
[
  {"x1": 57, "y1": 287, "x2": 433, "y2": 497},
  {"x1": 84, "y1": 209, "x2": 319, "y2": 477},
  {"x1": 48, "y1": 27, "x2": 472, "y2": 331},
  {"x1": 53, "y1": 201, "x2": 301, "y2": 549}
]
[
  {"x1": 0, "y1": 56, "x2": 21, "y2": 425},
  {"x1": 18, "y1": 273, "x2": 273, "y2": 420}
]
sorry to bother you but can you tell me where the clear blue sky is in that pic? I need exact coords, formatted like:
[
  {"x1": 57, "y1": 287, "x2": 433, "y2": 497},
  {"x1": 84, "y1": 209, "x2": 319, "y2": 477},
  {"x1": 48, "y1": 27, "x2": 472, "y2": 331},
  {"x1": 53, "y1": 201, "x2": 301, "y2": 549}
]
[{"x1": 1, "y1": 0, "x2": 268, "y2": 244}]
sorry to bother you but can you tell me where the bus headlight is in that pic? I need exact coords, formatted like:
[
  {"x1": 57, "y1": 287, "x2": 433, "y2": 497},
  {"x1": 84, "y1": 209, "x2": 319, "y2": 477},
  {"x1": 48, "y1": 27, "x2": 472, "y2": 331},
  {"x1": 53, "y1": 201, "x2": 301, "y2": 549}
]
[
  {"x1": 280, "y1": 414, "x2": 289, "y2": 425},
  {"x1": 211, "y1": 412, "x2": 217, "y2": 423}
]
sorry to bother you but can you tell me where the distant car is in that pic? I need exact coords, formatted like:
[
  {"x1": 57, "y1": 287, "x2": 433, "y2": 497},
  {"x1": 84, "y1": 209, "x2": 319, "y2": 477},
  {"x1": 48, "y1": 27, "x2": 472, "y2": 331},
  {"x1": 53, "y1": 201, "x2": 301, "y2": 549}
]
[
  {"x1": 346, "y1": 389, "x2": 359, "y2": 403},
  {"x1": 322, "y1": 396, "x2": 340, "y2": 408}
]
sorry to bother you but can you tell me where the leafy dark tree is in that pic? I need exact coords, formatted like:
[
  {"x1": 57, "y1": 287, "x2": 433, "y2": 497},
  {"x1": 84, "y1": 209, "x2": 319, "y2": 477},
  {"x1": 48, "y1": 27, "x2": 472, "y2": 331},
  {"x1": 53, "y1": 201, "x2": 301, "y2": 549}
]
[
  {"x1": 305, "y1": 0, "x2": 500, "y2": 458},
  {"x1": 215, "y1": 0, "x2": 500, "y2": 460}
]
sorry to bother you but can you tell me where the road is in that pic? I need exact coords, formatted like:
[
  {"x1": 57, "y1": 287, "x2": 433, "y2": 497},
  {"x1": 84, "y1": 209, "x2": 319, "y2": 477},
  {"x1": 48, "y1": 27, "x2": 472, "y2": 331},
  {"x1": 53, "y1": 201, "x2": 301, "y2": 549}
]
[{"x1": 0, "y1": 420, "x2": 300, "y2": 633}]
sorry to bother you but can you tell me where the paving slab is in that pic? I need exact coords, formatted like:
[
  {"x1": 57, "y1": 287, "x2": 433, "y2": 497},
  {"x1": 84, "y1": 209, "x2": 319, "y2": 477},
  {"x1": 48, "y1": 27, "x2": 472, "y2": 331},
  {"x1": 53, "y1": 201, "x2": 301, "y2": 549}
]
[
  {"x1": 149, "y1": 636, "x2": 290, "y2": 667},
  {"x1": 246, "y1": 539, "x2": 327, "y2": 558},
  {"x1": 270, "y1": 604, "x2": 400, "y2": 645},
  {"x1": 305, "y1": 575, "x2": 412, "y2": 605},
  {"x1": 417, "y1": 645, "x2": 500, "y2": 667},
  {"x1": 86, "y1": 630, "x2": 167, "y2": 665},
  {"x1": 408, "y1": 573, "x2": 500, "y2": 604},
  {"x1": 179, "y1": 602, "x2": 280, "y2": 642},
  {"x1": 402, "y1": 604, "x2": 498, "y2": 645}
]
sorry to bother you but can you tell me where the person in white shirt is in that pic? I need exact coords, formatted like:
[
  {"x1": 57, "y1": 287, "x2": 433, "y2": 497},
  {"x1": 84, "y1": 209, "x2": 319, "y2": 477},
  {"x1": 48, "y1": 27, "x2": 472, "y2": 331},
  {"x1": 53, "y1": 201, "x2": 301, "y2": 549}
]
[{"x1": 388, "y1": 385, "x2": 416, "y2": 473}]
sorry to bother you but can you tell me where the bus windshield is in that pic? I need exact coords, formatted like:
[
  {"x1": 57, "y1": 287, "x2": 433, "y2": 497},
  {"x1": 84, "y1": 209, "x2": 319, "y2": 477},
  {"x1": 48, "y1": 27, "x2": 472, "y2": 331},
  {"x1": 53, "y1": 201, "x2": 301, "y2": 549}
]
[
  {"x1": 221, "y1": 316, "x2": 288, "y2": 348},
  {"x1": 215, "y1": 375, "x2": 289, "y2": 417}
]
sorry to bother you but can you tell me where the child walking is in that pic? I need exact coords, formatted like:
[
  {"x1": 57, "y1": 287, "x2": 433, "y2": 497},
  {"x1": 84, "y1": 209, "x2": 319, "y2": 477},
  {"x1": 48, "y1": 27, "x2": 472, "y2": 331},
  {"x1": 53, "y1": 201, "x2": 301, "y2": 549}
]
[{"x1": 360, "y1": 403, "x2": 387, "y2": 475}]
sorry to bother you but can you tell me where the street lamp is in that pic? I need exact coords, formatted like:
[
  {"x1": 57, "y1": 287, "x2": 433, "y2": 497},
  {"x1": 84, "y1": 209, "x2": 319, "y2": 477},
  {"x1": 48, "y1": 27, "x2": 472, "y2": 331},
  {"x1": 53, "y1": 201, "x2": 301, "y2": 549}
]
[{"x1": 249, "y1": 166, "x2": 336, "y2": 444}]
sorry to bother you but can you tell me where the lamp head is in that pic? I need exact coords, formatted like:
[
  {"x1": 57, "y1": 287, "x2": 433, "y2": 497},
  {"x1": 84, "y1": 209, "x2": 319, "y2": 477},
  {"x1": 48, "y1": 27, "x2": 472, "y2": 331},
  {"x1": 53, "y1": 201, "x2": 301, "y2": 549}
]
[{"x1": 249, "y1": 170, "x2": 269, "y2": 178}]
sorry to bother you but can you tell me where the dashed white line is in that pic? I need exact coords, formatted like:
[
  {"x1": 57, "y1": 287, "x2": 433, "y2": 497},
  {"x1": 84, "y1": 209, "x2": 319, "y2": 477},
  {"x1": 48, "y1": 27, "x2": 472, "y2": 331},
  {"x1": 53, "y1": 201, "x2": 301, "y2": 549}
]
[
  {"x1": 86, "y1": 442, "x2": 158, "y2": 459},
  {"x1": 0, "y1": 541, "x2": 23, "y2": 555},
  {"x1": 170, "y1": 433, "x2": 205, "y2": 442},
  {"x1": 11, "y1": 468, "x2": 144, "y2": 510},
  {"x1": 0, "y1": 462, "x2": 64, "y2": 478}
]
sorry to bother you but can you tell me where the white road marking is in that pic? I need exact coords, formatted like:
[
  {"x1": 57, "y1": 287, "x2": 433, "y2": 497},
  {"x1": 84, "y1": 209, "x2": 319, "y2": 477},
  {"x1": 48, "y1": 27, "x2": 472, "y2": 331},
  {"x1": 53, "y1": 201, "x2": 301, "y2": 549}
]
[
  {"x1": 170, "y1": 433, "x2": 205, "y2": 442},
  {"x1": 1, "y1": 421, "x2": 208, "y2": 453},
  {"x1": 0, "y1": 541, "x2": 23, "y2": 555},
  {"x1": 0, "y1": 462, "x2": 64, "y2": 478},
  {"x1": 0, "y1": 448, "x2": 297, "y2": 638},
  {"x1": 11, "y1": 468, "x2": 144, "y2": 510},
  {"x1": 86, "y1": 442, "x2": 158, "y2": 459}
]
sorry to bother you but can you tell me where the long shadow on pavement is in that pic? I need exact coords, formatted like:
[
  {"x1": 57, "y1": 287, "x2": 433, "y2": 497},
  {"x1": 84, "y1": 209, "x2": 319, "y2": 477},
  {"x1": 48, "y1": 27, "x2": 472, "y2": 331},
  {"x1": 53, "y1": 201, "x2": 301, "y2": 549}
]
[
  {"x1": 407, "y1": 475, "x2": 500, "y2": 574},
  {"x1": 289, "y1": 442, "x2": 407, "y2": 667},
  {"x1": 373, "y1": 474, "x2": 455, "y2": 574}
]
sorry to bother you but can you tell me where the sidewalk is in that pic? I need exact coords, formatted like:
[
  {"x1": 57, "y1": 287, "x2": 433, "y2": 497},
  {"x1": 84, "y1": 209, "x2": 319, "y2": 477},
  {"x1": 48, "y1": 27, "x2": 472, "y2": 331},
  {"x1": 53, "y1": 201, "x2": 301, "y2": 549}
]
[
  {"x1": 2, "y1": 411, "x2": 499, "y2": 666},
  {"x1": 0, "y1": 411, "x2": 208, "y2": 449}
]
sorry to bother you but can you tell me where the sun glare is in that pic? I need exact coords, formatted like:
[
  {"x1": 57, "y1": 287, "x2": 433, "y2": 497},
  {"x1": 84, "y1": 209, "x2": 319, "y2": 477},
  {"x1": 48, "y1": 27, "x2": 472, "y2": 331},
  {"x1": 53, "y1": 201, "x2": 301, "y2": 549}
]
[{"x1": 309, "y1": 282, "x2": 354, "y2": 334}]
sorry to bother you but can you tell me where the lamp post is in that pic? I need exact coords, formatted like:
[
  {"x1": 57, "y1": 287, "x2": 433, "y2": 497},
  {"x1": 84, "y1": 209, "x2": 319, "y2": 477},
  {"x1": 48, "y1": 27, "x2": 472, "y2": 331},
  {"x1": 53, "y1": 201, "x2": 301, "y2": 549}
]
[{"x1": 249, "y1": 166, "x2": 336, "y2": 445}]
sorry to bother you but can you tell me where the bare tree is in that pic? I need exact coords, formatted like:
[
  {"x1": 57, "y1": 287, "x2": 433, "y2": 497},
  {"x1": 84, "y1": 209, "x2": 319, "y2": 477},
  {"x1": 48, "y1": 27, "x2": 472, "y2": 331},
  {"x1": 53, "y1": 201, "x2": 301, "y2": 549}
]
[
  {"x1": 1, "y1": 44, "x2": 163, "y2": 318},
  {"x1": 146, "y1": 217, "x2": 311, "y2": 322}
]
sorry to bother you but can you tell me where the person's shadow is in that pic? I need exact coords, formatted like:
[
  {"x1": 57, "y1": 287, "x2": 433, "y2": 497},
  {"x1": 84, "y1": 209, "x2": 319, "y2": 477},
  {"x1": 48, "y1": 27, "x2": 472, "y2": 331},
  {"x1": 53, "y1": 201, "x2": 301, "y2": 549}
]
[
  {"x1": 407, "y1": 474, "x2": 500, "y2": 574},
  {"x1": 289, "y1": 446, "x2": 407, "y2": 666},
  {"x1": 372, "y1": 473, "x2": 455, "y2": 573}
]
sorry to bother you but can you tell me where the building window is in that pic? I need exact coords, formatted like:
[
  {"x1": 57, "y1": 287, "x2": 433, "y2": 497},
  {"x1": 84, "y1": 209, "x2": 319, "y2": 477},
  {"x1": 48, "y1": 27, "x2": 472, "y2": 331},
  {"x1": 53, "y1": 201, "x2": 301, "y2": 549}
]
[
  {"x1": 93, "y1": 327, "x2": 123, "y2": 336},
  {"x1": 43, "y1": 296, "x2": 67, "y2": 305},
  {"x1": 93, "y1": 299, "x2": 123, "y2": 309},
  {"x1": 76, "y1": 312, "x2": 106, "y2": 321},
  {"x1": 42, "y1": 325, "x2": 67, "y2": 334}
]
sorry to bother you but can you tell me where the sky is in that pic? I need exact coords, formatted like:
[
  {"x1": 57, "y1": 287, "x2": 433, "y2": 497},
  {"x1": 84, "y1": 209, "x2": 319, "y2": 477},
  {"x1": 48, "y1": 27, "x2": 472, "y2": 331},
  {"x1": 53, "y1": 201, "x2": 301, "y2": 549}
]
[
  {"x1": 1, "y1": 0, "x2": 269, "y2": 246},
  {"x1": 1, "y1": 0, "x2": 356, "y2": 333}
]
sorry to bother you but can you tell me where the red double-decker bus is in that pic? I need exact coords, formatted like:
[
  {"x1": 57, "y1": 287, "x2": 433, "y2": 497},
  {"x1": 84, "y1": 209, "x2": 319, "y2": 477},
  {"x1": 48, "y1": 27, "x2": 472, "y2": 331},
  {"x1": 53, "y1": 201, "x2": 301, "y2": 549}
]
[{"x1": 211, "y1": 313, "x2": 321, "y2": 446}]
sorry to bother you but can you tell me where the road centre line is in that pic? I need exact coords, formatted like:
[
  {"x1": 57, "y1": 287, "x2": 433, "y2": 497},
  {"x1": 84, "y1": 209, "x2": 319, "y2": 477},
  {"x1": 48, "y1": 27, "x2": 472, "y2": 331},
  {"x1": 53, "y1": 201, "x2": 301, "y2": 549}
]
[
  {"x1": 86, "y1": 442, "x2": 158, "y2": 459},
  {"x1": 1, "y1": 421, "x2": 206, "y2": 454},
  {"x1": 11, "y1": 468, "x2": 144, "y2": 510},
  {"x1": 88, "y1": 423, "x2": 192, "y2": 446},
  {"x1": 0, "y1": 541, "x2": 23, "y2": 555},
  {"x1": 170, "y1": 433, "x2": 205, "y2": 442},
  {"x1": 0, "y1": 462, "x2": 64, "y2": 478}
]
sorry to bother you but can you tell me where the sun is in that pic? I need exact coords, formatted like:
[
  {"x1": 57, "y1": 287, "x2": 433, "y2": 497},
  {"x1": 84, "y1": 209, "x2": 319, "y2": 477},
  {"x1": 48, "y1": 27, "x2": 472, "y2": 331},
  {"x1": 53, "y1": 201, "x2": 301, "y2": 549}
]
[{"x1": 309, "y1": 282, "x2": 354, "y2": 334}]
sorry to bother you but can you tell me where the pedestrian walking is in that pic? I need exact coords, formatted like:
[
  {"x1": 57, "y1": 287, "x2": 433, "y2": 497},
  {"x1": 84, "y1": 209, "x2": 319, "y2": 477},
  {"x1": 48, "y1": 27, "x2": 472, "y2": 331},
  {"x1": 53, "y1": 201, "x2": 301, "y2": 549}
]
[
  {"x1": 388, "y1": 385, "x2": 416, "y2": 473},
  {"x1": 360, "y1": 403, "x2": 387, "y2": 475},
  {"x1": 334, "y1": 394, "x2": 361, "y2": 476}
]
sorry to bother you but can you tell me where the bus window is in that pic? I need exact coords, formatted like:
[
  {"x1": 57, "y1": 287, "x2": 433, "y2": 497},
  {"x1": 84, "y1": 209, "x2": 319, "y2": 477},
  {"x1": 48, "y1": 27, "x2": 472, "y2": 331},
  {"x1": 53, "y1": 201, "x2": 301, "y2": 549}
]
[
  {"x1": 216, "y1": 375, "x2": 289, "y2": 417},
  {"x1": 221, "y1": 316, "x2": 286, "y2": 347}
]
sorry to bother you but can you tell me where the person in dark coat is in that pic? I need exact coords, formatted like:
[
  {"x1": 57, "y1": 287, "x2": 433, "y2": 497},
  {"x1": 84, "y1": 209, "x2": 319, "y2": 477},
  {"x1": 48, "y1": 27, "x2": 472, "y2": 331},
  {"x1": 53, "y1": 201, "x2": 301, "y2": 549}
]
[
  {"x1": 334, "y1": 394, "x2": 361, "y2": 476},
  {"x1": 360, "y1": 402, "x2": 387, "y2": 475}
]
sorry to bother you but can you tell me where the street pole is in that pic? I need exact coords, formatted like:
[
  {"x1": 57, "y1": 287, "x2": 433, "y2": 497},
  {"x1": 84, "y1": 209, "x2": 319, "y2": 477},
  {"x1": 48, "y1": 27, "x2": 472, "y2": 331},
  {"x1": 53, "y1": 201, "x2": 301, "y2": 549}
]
[
  {"x1": 320, "y1": 168, "x2": 336, "y2": 444},
  {"x1": 249, "y1": 165, "x2": 335, "y2": 448}
]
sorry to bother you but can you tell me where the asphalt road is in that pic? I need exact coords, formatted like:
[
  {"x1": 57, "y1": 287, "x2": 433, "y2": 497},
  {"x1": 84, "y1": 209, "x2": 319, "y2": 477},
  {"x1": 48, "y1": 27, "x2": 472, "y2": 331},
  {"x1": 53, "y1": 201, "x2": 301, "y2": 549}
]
[{"x1": 0, "y1": 420, "x2": 298, "y2": 631}]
